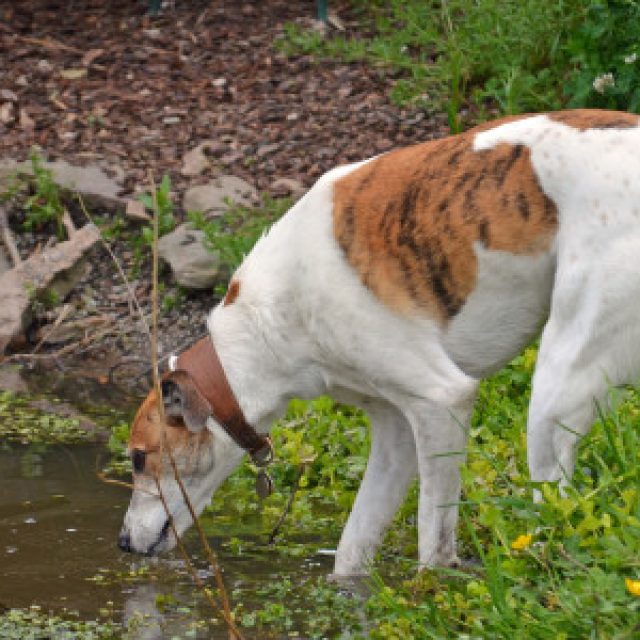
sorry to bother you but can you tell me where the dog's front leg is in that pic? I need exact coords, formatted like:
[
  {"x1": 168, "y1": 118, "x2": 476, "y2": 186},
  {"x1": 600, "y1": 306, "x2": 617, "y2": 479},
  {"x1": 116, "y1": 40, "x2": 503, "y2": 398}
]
[
  {"x1": 333, "y1": 401, "x2": 417, "y2": 576},
  {"x1": 406, "y1": 399, "x2": 474, "y2": 568}
]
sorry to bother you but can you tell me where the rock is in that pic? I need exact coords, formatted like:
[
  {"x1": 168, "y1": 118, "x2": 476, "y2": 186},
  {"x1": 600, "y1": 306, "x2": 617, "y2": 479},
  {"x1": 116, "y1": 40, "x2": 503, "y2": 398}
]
[
  {"x1": 125, "y1": 199, "x2": 151, "y2": 221},
  {"x1": 0, "y1": 89, "x2": 18, "y2": 102},
  {"x1": 269, "y1": 177, "x2": 306, "y2": 200},
  {"x1": 0, "y1": 223, "x2": 101, "y2": 354},
  {"x1": 0, "y1": 366, "x2": 27, "y2": 393},
  {"x1": 158, "y1": 223, "x2": 223, "y2": 289},
  {"x1": 0, "y1": 158, "x2": 125, "y2": 212},
  {"x1": 0, "y1": 102, "x2": 14, "y2": 125},
  {"x1": 182, "y1": 175, "x2": 259, "y2": 216},
  {"x1": 180, "y1": 140, "x2": 220, "y2": 177}
]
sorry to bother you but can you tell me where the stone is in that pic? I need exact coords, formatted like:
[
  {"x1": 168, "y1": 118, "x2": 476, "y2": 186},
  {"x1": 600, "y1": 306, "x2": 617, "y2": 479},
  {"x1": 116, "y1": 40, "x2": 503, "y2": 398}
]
[
  {"x1": 0, "y1": 158, "x2": 125, "y2": 212},
  {"x1": 0, "y1": 223, "x2": 100, "y2": 354},
  {"x1": 158, "y1": 223, "x2": 223, "y2": 289},
  {"x1": 269, "y1": 177, "x2": 306, "y2": 200},
  {"x1": 182, "y1": 175, "x2": 259, "y2": 216},
  {"x1": 0, "y1": 366, "x2": 28, "y2": 393},
  {"x1": 125, "y1": 199, "x2": 151, "y2": 221},
  {"x1": 0, "y1": 102, "x2": 14, "y2": 124},
  {"x1": 180, "y1": 140, "x2": 220, "y2": 177}
]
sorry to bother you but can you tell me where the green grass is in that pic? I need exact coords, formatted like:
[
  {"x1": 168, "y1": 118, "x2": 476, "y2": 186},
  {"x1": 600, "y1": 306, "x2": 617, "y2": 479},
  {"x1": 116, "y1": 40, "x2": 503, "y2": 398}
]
[
  {"x1": 362, "y1": 349, "x2": 640, "y2": 638},
  {"x1": 181, "y1": 346, "x2": 640, "y2": 638},
  {"x1": 102, "y1": 184, "x2": 640, "y2": 637},
  {"x1": 279, "y1": 0, "x2": 640, "y2": 125}
]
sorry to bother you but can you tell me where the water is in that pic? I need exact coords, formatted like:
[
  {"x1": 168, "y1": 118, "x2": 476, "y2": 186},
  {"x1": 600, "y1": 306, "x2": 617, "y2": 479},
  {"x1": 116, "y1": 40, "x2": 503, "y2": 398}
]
[
  {"x1": 0, "y1": 444, "x2": 128, "y2": 614},
  {"x1": 0, "y1": 370, "x2": 367, "y2": 637}
]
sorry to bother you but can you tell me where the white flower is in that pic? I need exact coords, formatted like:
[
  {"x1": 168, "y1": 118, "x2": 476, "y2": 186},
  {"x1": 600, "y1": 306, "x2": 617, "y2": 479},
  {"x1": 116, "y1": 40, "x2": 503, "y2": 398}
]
[
  {"x1": 625, "y1": 53, "x2": 637, "y2": 64},
  {"x1": 593, "y1": 72, "x2": 615, "y2": 94}
]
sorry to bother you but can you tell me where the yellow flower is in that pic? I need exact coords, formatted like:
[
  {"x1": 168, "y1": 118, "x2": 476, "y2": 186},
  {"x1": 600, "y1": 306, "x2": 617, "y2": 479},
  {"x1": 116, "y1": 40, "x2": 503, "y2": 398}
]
[
  {"x1": 511, "y1": 533, "x2": 533, "y2": 551},
  {"x1": 625, "y1": 578, "x2": 640, "y2": 597}
]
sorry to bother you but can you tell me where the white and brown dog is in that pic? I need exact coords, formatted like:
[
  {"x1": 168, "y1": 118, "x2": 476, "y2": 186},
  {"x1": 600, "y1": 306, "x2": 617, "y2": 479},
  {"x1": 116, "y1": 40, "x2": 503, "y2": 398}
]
[{"x1": 119, "y1": 109, "x2": 640, "y2": 575}]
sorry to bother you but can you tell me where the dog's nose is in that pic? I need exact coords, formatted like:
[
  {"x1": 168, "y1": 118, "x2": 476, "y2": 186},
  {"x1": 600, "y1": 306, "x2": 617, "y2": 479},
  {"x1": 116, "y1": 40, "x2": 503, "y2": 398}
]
[{"x1": 118, "y1": 531, "x2": 132, "y2": 553}]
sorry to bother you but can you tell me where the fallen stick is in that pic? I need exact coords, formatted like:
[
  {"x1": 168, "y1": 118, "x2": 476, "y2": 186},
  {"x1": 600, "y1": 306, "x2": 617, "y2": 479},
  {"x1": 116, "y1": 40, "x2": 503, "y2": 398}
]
[
  {"x1": 17, "y1": 36, "x2": 107, "y2": 70},
  {"x1": 0, "y1": 205, "x2": 21, "y2": 266}
]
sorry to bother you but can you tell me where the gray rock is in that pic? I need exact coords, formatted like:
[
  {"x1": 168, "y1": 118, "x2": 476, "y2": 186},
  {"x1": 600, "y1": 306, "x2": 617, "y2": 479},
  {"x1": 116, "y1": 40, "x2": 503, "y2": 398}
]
[
  {"x1": 183, "y1": 175, "x2": 259, "y2": 217},
  {"x1": 180, "y1": 140, "x2": 225, "y2": 177},
  {"x1": 158, "y1": 223, "x2": 223, "y2": 289},
  {"x1": 0, "y1": 158, "x2": 125, "y2": 211},
  {"x1": 0, "y1": 366, "x2": 28, "y2": 393},
  {"x1": 269, "y1": 177, "x2": 306, "y2": 201}
]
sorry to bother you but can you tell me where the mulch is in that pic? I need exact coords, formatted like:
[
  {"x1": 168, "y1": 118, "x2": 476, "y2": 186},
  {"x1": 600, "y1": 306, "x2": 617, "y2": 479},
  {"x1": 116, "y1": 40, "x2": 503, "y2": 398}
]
[{"x1": 0, "y1": 0, "x2": 448, "y2": 387}]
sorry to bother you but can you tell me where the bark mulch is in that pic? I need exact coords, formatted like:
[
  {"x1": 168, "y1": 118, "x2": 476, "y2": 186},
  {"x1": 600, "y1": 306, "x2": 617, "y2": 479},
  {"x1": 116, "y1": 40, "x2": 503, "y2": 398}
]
[{"x1": 0, "y1": 0, "x2": 448, "y2": 388}]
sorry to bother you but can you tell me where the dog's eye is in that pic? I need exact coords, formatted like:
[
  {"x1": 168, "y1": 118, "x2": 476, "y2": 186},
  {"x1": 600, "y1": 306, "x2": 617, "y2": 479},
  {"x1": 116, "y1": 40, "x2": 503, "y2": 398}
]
[{"x1": 131, "y1": 449, "x2": 147, "y2": 473}]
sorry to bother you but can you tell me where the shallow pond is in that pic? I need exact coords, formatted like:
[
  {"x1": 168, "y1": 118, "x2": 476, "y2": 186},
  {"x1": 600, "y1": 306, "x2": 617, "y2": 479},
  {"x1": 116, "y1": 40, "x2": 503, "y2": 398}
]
[{"x1": 0, "y1": 372, "x2": 364, "y2": 638}]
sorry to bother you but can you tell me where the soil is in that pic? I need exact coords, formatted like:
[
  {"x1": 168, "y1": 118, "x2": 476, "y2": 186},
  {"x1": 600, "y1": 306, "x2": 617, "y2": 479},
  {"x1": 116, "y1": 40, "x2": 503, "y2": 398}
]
[{"x1": 0, "y1": 0, "x2": 448, "y2": 391}]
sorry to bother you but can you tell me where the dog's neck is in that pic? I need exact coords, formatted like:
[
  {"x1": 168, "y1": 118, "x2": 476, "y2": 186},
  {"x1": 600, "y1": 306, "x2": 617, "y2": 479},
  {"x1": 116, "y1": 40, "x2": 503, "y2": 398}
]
[{"x1": 205, "y1": 213, "x2": 329, "y2": 433}]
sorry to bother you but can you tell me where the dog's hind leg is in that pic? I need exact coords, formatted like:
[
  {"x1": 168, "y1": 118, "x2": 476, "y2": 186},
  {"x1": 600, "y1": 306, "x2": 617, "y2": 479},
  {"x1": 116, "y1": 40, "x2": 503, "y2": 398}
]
[
  {"x1": 404, "y1": 397, "x2": 475, "y2": 568},
  {"x1": 527, "y1": 249, "x2": 640, "y2": 491},
  {"x1": 333, "y1": 401, "x2": 417, "y2": 576}
]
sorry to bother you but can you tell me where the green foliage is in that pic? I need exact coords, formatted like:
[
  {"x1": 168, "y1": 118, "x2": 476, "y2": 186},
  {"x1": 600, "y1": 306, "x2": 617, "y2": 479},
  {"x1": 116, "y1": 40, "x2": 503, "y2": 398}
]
[
  {"x1": 0, "y1": 391, "x2": 94, "y2": 445},
  {"x1": 129, "y1": 174, "x2": 176, "y2": 269},
  {"x1": 137, "y1": 174, "x2": 176, "y2": 244},
  {"x1": 235, "y1": 576, "x2": 361, "y2": 638},
  {"x1": 282, "y1": 0, "x2": 640, "y2": 120},
  {"x1": 565, "y1": 0, "x2": 640, "y2": 112},
  {"x1": 22, "y1": 151, "x2": 66, "y2": 238},
  {"x1": 104, "y1": 419, "x2": 131, "y2": 475},
  {"x1": 0, "y1": 606, "x2": 119, "y2": 639},
  {"x1": 365, "y1": 348, "x2": 640, "y2": 638},
  {"x1": 187, "y1": 195, "x2": 291, "y2": 280},
  {"x1": 280, "y1": 0, "x2": 588, "y2": 122}
]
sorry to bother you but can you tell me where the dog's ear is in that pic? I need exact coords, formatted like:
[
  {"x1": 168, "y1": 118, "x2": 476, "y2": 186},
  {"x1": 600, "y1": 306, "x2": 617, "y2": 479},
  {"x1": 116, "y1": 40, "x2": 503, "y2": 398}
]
[{"x1": 161, "y1": 370, "x2": 211, "y2": 433}]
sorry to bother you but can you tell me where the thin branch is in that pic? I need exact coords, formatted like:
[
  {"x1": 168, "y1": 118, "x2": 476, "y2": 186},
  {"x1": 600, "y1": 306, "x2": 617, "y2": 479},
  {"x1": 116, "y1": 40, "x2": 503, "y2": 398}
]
[
  {"x1": 154, "y1": 476, "x2": 245, "y2": 639},
  {"x1": 268, "y1": 464, "x2": 306, "y2": 545},
  {"x1": 62, "y1": 208, "x2": 76, "y2": 238},
  {"x1": 31, "y1": 303, "x2": 73, "y2": 354},
  {"x1": 16, "y1": 35, "x2": 107, "y2": 70},
  {"x1": 147, "y1": 172, "x2": 240, "y2": 640},
  {"x1": 76, "y1": 193, "x2": 150, "y2": 337},
  {"x1": 0, "y1": 204, "x2": 21, "y2": 266},
  {"x1": 148, "y1": 170, "x2": 163, "y2": 406}
]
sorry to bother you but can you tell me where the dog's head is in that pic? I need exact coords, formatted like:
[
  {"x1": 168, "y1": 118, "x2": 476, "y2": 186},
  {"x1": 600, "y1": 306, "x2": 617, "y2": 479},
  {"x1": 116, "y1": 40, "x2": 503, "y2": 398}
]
[{"x1": 117, "y1": 371, "x2": 245, "y2": 555}]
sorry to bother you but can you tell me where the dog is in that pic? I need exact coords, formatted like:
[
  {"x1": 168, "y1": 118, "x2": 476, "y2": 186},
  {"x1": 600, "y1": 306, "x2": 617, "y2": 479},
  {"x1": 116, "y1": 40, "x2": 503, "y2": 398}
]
[{"x1": 119, "y1": 109, "x2": 640, "y2": 575}]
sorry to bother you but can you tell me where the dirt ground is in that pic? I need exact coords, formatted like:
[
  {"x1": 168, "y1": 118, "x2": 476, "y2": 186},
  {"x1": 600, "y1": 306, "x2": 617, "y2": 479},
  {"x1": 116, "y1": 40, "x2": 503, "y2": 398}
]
[{"x1": 0, "y1": 0, "x2": 447, "y2": 389}]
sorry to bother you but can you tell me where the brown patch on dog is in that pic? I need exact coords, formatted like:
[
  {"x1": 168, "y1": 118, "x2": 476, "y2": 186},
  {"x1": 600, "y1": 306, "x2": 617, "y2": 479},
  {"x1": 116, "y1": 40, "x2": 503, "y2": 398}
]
[
  {"x1": 548, "y1": 109, "x2": 639, "y2": 130},
  {"x1": 224, "y1": 280, "x2": 240, "y2": 306},
  {"x1": 333, "y1": 125, "x2": 559, "y2": 322},
  {"x1": 128, "y1": 388, "x2": 210, "y2": 476}
]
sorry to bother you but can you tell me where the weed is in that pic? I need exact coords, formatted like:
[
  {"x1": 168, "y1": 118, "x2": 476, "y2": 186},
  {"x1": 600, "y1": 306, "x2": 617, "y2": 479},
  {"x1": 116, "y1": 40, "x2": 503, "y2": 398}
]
[
  {"x1": 565, "y1": 0, "x2": 640, "y2": 112},
  {"x1": 187, "y1": 195, "x2": 291, "y2": 284},
  {"x1": 279, "y1": 1, "x2": 591, "y2": 124},
  {"x1": 160, "y1": 284, "x2": 186, "y2": 313},
  {"x1": 0, "y1": 391, "x2": 94, "y2": 445},
  {"x1": 22, "y1": 151, "x2": 66, "y2": 238},
  {"x1": 0, "y1": 606, "x2": 119, "y2": 640},
  {"x1": 130, "y1": 174, "x2": 176, "y2": 269}
]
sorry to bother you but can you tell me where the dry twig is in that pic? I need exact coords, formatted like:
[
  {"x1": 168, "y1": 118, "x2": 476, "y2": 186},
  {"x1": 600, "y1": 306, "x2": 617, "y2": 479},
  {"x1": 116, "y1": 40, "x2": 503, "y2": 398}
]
[
  {"x1": 147, "y1": 171, "x2": 241, "y2": 640},
  {"x1": 0, "y1": 204, "x2": 21, "y2": 266},
  {"x1": 76, "y1": 194, "x2": 149, "y2": 333}
]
